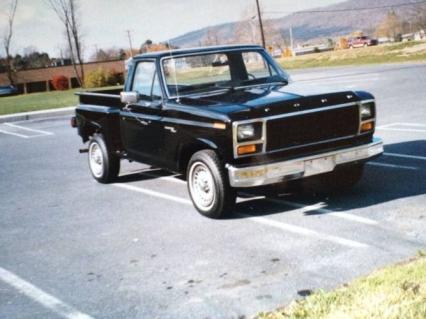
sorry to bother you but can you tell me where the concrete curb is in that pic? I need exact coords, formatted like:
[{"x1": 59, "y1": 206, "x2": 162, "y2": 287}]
[{"x1": 0, "y1": 106, "x2": 76, "y2": 124}]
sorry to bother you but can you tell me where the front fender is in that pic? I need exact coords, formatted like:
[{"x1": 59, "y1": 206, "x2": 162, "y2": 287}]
[{"x1": 177, "y1": 137, "x2": 224, "y2": 173}]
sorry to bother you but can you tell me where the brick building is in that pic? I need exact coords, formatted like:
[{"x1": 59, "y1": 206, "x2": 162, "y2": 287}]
[{"x1": 0, "y1": 60, "x2": 126, "y2": 94}]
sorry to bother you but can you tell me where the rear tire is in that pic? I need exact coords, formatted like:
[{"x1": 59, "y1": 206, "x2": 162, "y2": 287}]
[
  {"x1": 187, "y1": 150, "x2": 236, "y2": 219},
  {"x1": 317, "y1": 163, "x2": 364, "y2": 193},
  {"x1": 88, "y1": 134, "x2": 120, "y2": 183}
]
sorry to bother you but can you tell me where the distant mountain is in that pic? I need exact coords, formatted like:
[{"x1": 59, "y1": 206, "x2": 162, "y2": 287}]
[{"x1": 169, "y1": 0, "x2": 420, "y2": 47}]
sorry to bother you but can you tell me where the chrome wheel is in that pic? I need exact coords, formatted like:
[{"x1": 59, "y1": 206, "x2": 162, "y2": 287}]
[
  {"x1": 89, "y1": 141, "x2": 104, "y2": 178},
  {"x1": 189, "y1": 161, "x2": 216, "y2": 211}
]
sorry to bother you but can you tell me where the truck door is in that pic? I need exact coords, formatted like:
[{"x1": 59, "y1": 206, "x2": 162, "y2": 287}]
[{"x1": 121, "y1": 60, "x2": 164, "y2": 165}]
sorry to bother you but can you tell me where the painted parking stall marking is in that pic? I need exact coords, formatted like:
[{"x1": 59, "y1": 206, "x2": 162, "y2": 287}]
[
  {"x1": 377, "y1": 122, "x2": 426, "y2": 133},
  {"x1": 367, "y1": 162, "x2": 419, "y2": 170},
  {"x1": 113, "y1": 182, "x2": 370, "y2": 248},
  {"x1": 0, "y1": 122, "x2": 53, "y2": 138},
  {"x1": 113, "y1": 183, "x2": 192, "y2": 205},
  {"x1": 267, "y1": 198, "x2": 378, "y2": 225},
  {"x1": 383, "y1": 152, "x2": 426, "y2": 161},
  {"x1": 0, "y1": 267, "x2": 95, "y2": 319},
  {"x1": 236, "y1": 213, "x2": 369, "y2": 248}
]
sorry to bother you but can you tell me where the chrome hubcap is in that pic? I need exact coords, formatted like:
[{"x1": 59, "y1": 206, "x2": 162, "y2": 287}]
[
  {"x1": 189, "y1": 162, "x2": 215, "y2": 211},
  {"x1": 89, "y1": 142, "x2": 104, "y2": 178}
]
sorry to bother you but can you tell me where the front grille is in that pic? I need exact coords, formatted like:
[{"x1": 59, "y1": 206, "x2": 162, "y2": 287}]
[{"x1": 266, "y1": 105, "x2": 359, "y2": 152}]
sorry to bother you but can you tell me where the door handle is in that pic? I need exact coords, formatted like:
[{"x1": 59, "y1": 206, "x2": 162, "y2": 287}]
[{"x1": 140, "y1": 120, "x2": 150, "y2": 126}]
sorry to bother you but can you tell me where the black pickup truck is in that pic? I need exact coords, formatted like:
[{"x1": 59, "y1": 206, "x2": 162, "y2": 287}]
[{"x1": 72, "y1": 45, "x2": 383, "y2": 218}]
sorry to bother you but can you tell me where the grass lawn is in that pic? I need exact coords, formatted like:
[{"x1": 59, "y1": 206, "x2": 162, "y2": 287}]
[
  {"x1": 278, "y1": 41, "x2": 426, "y2": 70},
  {"x1": 0, "y1": 86, "x2": 122, "y2": 116},
  {"x1": 0, "y1": 89, "x2": 79, "y2": 115},
  {"x1": 255, "y1": 253, "x2": 426, "y2": 319}
]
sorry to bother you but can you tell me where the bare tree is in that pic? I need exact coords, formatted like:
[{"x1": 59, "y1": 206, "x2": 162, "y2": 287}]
[
  {"x1": 411, "y1": 4, "x2": 426, "y2": 31},
  {"x1": 47, "y1": 0, "x2": 85, "y2": 87},
  {"x1": 235, "y1": 5, "x2": 259, "y2": 44},
  {"x1": 375, "y1": 10, "x2": 403, "y2": 40},
  {"x1": 2, "y1": 0, "x2": 18, "y2": 85}
]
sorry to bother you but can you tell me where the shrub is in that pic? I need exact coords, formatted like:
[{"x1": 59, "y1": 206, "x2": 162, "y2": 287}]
[
  {"x1": 84, "y1": 68, "x2": 124, "y2": 88},
  {"x1": 51, "y1": 75, "x2": 69, "y2": 90},
  {"x1": 108, "y1": 71, "x2": 125, "y2": 86}
]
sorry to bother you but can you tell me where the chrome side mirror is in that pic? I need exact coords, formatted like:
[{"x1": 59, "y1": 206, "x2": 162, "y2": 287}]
[{"x1": 120, "y1": 91, "x2": 139, "y2": 104}]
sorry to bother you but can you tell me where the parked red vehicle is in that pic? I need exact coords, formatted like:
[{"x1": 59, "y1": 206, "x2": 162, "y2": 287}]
[{"x1": 348, "y1": 36, "x2": 378, "y2": 48}]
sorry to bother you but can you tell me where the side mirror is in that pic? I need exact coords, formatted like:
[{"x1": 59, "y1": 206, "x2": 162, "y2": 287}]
[{"x1": 120, "y1": 91, "x2": 139, "y2": 104}]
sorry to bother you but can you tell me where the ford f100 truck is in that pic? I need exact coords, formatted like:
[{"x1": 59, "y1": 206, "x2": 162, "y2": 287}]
[{"x1": 72, "y1": 45, "x2": 383, "y2": 218}]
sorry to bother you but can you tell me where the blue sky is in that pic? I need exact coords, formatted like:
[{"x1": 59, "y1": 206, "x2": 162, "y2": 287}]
[{"x1": 0, "y1": 0, "x2": 344, "y2": 58}]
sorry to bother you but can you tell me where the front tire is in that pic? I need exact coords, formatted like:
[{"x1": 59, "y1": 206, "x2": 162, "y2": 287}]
[
  {"x1": 187, "y1": 150, "x2": 236, "y2": 219},
  {"x1": 88, "y1": 134, "x2": 120, "y2": 183}
]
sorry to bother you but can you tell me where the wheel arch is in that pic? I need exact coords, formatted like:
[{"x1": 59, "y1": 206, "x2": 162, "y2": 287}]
[{"x1": 177, "y1": 138, "x2": 222, "y2": 174}]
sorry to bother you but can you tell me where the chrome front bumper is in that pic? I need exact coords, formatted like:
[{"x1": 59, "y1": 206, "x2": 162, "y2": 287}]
[{"x1": 227, "y1": 138, "x2": 383, "y2": 188}]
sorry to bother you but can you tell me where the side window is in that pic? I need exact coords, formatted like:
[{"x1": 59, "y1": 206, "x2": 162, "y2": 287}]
[{"x1": 132, "y1": 61, "x2": 162, "y2": 100}]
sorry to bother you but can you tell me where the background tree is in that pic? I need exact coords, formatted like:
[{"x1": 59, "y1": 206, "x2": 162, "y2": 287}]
[
  {"x1": 235, "y1": 5, "x2": 259, "y2": 45},
  {"x1": 13, "y1": 50, "x2": 51, "y2": 69},
  {"x1": 411, "y1": 3, "x2": 426, "y2": 31},
  {"x1": 90, "y1": 48, "x2": 123, "y2": 62},
  {"x1": 2, "y1": 0, "x2": 18, "y2": 85},
  {"x1": 375, "y1": 10, "x2": 403, "y2": 40},
  {"x1": 139, "y1": 39, "x2": 153, "y2": 53},
  {"x1": 47, "y1": 0, "x2": 85, "y2": 87},
  {"x1": 202, "y1": 29, "x2": 220, "y2": 46}
]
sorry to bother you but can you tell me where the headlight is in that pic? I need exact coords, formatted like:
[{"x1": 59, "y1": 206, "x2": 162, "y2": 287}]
[
  {"x1": 360, "y1": 103, "x2": 373, "y2": 120},
  {"x1": 237, "y1": 123, "x2": 262, "y2": 142},
  {"x1": 237, "y1": 124, "x2": 255, "y2": 140}
]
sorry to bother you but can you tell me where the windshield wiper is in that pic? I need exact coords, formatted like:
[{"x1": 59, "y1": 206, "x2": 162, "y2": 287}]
[{"x1": 178, "y1": 86, "x2": 233, "y2": 98}]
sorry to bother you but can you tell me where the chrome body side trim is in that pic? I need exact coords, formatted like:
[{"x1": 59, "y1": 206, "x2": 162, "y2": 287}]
[{"x1": 227, "y1": 138, "x2": 383, "y2": 188}]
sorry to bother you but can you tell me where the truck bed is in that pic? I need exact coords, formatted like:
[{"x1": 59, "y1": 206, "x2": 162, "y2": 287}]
[
  {"x1": 77, "y1": 87, "x2": 123, "y2": 107},
  {"x1": 75, "y1": 87, "x2": 124, "y2": 146}
]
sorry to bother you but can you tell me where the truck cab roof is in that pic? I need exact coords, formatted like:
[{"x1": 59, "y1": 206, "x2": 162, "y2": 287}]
[{"x1": 133, "y1": 44, "x2": 264, "y2": 60}]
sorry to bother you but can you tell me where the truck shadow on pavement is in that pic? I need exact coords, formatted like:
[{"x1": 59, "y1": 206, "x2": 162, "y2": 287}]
[
  {"x1": 233, "y1": 140, "x2": 426, "y2": 218},
  {"x1": 114, "y1": 140, "x2": 425, "y2": 219}
]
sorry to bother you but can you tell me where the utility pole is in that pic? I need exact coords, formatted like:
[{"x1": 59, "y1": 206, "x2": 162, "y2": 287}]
[
  {"x1": 126, "y1": 30, "x2": 134, "y2": 57},
  {"x1": 255, "y1": 0, "x2": 266, "y2": 48}
]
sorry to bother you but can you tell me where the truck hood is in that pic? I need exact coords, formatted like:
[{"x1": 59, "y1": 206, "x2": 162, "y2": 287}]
[{"x1": 178, "y1": 82, "x2": 366, "y2": 121}]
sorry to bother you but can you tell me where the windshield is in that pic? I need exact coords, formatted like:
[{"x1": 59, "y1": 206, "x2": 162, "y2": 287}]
[{"x1": 162, "y1": 50, "x2": 285, "y2": 98}]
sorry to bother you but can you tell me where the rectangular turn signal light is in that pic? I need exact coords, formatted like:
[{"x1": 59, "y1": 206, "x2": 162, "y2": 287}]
[
  {"x1": 360, "y1": 121, "x2": 374, "y2": 133},
  {"x1": 237, "y1": 144, "x2": 257, "y2": 155}
]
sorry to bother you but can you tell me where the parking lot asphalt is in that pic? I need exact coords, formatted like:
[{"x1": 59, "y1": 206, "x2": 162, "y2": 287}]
[{"x1": 0, "y1": 62, "x2": 425, "y2": 319}]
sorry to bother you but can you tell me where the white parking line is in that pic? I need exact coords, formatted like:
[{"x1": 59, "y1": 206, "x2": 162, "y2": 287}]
[
  {"x1": 120, "y1": 173, "x2": 378, "y2": 225},
  {"x1": 4, "y1": 122, "x2": 54, "y2": 135},
  {"x1": 236, "y1": 213, "x2": 369, "y2": 248},
  {"x1": 376, "y1": 122, "x2": 426, "y2": 133},
  {"x1": 0, "y1": 128, "x2": 30, "y2": 138},
  {"x1": 384, "y1": 152, "x2": 426, "y2": 161},
  {"x1": 377, "y1": 127, "x2": 426, "y2": 133},
  {"x1": 367, "y1": 162, "x2": 419, "y2": 170},
  {"x1": 113, "y1": 183, "x2": 192, "y2": 205},
  {"x1": 0, "y1": 267, "x2": 95, "y2": 319},
  {"x1": 115, "y1": 183, "x2": 369, "y2": 248},
  {"x1": 390, "y1": 122, "x2": 426, "y2": 128},
  {"x1": 269, "y1": 198, "x2": 378, "y2": 225},
  {"x1": 239, "y1": 194, "x2": 378, "y2": 225}
]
